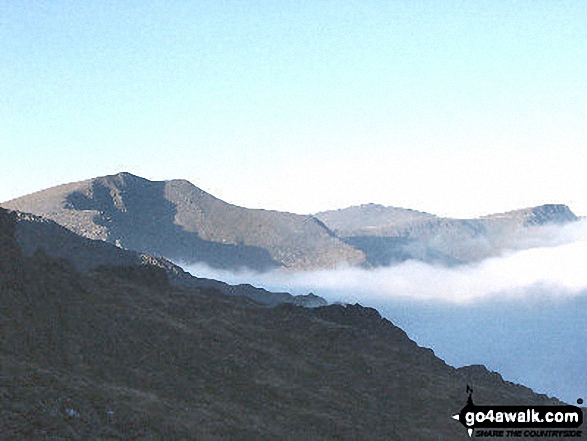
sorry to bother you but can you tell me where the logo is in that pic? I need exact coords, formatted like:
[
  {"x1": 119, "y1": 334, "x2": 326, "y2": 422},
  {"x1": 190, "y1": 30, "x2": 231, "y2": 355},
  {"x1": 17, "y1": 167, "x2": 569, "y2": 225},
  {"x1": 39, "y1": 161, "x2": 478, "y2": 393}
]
[{"x1": 452, "y1": 385, "x2": 584, "y2": 438}]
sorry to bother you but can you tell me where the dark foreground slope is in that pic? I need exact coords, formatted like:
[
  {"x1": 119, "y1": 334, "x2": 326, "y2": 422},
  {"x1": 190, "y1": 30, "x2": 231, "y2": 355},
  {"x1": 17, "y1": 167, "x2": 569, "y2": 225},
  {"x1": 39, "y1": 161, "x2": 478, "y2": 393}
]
[
  {"x1": 2, "y1": 172, "x2": 363, "y2": 271},
  {"x1": 1, "y1": 208, "x2": 579, "y2": 440},
  {"x1": 10, "y1": 210, "x2": 324, "y2": 307}
]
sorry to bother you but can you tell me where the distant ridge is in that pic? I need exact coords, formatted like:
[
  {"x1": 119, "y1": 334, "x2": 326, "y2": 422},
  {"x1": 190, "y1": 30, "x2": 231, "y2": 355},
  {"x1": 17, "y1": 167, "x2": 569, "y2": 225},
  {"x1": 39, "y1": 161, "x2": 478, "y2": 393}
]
[
  {"x1": 3, "y1": 172, "x2": 578, "y2": 270},
  {"x1": 315, "y1": 203, "x2": 436, "y2": 237},
  {"x1": 316, "y1": 203, "x2": 578, "y2": 266},
  {"x1": 480, "y1": 204, "x2": 578, "y2": 224}
]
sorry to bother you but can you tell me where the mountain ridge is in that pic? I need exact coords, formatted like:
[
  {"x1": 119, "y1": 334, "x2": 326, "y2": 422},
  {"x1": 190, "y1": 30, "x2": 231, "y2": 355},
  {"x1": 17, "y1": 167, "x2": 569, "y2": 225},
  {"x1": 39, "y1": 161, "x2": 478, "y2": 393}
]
[
  {"x1": 316, "y1": 202, "x2": 578, "y2": 266},
  {"x1": 3, "y1": 172, "x2": 578, "y2": 271},
  {"x1": 3, "y1": 172, "x2": 364, "y2": 271}
]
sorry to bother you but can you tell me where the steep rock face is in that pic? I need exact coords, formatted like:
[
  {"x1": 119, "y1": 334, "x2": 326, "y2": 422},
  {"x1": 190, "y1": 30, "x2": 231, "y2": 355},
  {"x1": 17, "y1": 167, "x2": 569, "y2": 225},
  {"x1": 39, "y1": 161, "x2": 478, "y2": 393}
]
[
  {"x1": 3, "y1": 173, "x2": 364, "y2": 271},
  {"x1": 1, "y1": 218, "x2": 575, "y2": 439}
]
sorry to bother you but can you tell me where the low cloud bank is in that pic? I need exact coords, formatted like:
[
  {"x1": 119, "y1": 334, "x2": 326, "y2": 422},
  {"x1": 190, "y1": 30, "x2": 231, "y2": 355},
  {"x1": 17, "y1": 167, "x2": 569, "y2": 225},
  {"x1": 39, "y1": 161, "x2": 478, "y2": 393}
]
[
  {"x1": 183, "y1": 220, "x2": 587, "y2": 403},
  {"x1": 183, "y1": 219, "x2": 587, "y2": 305}
]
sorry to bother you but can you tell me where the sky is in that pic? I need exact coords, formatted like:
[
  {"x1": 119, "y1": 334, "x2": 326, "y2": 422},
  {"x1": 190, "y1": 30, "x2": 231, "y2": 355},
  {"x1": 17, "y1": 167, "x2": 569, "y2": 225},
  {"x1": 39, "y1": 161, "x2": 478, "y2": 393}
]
[{"x1": 1, "y1": 0, "x2": 586, "y2": 218}]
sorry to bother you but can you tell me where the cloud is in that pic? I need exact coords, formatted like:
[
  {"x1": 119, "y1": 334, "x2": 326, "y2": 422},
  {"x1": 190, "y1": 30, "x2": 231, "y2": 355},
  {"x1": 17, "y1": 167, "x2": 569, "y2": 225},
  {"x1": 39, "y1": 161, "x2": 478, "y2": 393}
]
[
  {"x1": 183, "y1": 220, "x2": 587, "y2": 405},
  {"x1": 182, "y1": 219, "x2": 587, "y2": 305}
]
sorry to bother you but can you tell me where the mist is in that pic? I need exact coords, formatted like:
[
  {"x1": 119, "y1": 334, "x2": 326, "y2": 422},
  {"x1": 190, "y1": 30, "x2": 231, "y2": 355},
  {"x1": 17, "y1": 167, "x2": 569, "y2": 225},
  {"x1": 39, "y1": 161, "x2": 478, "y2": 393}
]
[
  {"x1": 185, "y1": 218, "x2": 587, "y2": 305},
  {"x1": 181, "y1": 219, "x2": 587, "y2": 404}
]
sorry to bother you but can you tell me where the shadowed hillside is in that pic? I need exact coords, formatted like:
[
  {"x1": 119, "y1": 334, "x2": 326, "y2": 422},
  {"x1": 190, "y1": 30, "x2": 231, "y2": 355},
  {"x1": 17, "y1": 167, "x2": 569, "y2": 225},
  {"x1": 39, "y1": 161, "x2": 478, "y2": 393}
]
[
  {"x1": 9, "y1": 210, "x2": 325, "y2": 307},
  {"x1": 1, "y1": 207, "x2": 582, "y2": 440}
]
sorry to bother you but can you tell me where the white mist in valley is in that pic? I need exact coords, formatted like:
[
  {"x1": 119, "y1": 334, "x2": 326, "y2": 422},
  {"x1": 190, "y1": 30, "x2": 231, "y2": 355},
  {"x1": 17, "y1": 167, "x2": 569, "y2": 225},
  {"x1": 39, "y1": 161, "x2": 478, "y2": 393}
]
[
  {"x1": 181, "y1": 219, "x2": 587, "y2": 404},
  {"x1": 185, "y1": 218, "x2": 587, "y2": 305}
]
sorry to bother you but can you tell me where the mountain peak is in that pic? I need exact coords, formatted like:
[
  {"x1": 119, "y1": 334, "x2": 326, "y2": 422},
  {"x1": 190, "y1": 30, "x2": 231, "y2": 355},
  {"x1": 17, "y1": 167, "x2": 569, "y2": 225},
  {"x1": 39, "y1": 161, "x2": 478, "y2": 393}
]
[
  {"x1": 3, "y1": 174, "x2": 580, "y2": 272},
  {"x1": 2, "y1": 173, "x2": 364, "y2": 271},
  {"x1": 96, "y1": 171, "x2": 151, "y2": 187},
  {"x1": 110, "y1": 171, "x2": 140, "y2": 180}
]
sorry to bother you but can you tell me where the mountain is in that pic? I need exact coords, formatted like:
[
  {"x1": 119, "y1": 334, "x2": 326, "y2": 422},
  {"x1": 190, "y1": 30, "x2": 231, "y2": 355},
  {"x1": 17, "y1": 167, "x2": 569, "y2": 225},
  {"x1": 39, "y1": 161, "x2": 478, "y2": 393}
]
[
  {"x1": 316, "y1": 203, "x2": 578, "y2": 266},
  {"x1": 9, "y1": 210, "x2": 325, "y2": 307},
  {"x1": 3, "y1": 173, "x2": 579, "y2": 271},
  {"x1": 1, "y1": 207, "x2": 578, "y2": 440},
  {"x1": 2, "y1": 172, "x2": 364, "y2": 271},
  {"x1": 315, "y1": 203, "x2": 436, "y2": 237}
]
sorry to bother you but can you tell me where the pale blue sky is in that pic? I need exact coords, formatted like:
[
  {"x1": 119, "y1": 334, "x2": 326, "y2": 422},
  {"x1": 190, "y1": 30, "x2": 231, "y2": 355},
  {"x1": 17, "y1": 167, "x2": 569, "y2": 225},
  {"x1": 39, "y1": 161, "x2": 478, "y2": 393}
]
[{"x1": 1, "y1": 1, "x2": 586, "y2": 217}]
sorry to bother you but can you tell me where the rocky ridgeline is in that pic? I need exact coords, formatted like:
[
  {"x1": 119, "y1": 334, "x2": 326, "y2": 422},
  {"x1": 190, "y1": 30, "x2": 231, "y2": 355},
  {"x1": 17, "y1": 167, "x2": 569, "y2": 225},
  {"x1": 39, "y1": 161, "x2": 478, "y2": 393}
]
[{"x1": 317, "y1": 203, "x2": 579, "y2": 266}]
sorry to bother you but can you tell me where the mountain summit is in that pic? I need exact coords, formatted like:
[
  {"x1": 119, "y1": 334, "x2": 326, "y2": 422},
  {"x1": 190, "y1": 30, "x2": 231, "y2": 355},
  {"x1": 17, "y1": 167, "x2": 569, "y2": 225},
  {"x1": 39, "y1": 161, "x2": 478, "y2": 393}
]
[{"x1": 3, "y1": 172, "x2": 364, "y2": 271}]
